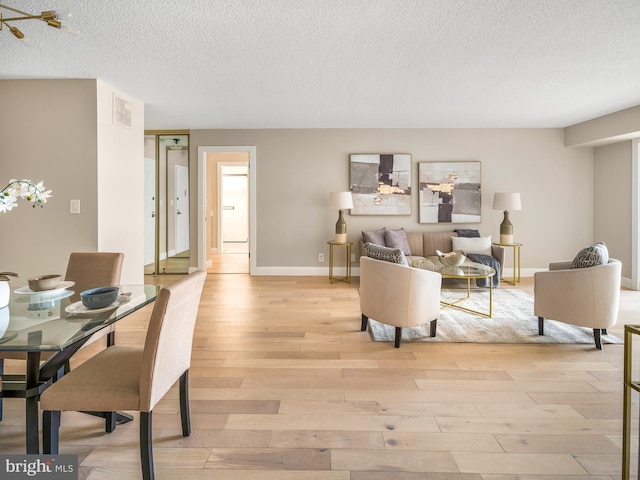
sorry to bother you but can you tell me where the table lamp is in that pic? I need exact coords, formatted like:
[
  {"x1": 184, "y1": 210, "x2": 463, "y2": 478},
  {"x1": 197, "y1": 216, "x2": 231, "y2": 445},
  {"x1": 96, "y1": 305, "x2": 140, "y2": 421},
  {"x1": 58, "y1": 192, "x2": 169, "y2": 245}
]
[
  {"x1": 492, "y1": 192, "x2": 521, "y2": 244},
  {"x1": 329, "y1": 191, "x2": 353, "y2": 243}
]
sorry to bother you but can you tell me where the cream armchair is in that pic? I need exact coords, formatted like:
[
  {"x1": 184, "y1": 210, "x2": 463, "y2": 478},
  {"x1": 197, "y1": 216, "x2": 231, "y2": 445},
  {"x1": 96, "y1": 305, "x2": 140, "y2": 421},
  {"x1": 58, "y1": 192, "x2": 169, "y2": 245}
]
[
  {"x1": 534, "y1": 258, "x2": 621, "y2": 349},
  {"x1": 360, "y1": 256, "x2": 442, "y2": 348}
]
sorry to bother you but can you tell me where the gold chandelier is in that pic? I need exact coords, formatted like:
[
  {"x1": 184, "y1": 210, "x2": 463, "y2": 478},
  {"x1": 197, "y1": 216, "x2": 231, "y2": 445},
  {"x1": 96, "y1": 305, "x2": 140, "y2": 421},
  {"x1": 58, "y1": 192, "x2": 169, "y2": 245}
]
[{"x1": 0, "y1": 4, "x2": 72, "y2": 44}]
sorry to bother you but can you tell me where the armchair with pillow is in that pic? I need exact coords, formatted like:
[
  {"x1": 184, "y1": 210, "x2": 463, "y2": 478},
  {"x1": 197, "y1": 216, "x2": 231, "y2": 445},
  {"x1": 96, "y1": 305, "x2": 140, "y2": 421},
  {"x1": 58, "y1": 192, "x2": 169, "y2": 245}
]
[
  {"x1": 534, "y1": 242, "x2": 621, "y2": 349},
  {"x1": 360, "y1": 243, "x2": 442, "y2": 348}
]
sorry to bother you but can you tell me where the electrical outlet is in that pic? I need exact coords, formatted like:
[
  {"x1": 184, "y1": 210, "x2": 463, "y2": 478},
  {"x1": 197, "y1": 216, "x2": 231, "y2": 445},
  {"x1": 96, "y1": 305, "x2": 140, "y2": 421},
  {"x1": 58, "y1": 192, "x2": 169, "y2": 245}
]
[
  {"x1": 318, "y1": 253, "x2": 325, "y2": 262},
  {"x1": 351, "y1": 253, "x2": 356, "y2": 262}
]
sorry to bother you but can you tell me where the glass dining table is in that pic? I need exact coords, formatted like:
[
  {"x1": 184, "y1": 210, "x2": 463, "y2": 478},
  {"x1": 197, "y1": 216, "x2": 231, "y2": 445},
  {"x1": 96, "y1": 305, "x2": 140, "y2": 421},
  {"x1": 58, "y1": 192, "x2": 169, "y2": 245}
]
[{"x1": 0, "y1": 283, "x2": 160, "y2": 453}]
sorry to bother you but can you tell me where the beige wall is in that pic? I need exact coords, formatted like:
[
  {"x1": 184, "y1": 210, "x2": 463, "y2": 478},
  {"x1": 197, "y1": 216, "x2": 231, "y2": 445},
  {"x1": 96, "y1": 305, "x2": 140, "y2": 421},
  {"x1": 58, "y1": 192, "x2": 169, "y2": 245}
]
[
  {"x1": 0, "y1": 79, "x2": 144, "y2": 285},
  {"x1": 565, "y1": 105, "x2": 640, "y2": 147},
  {"x1": 191, "y1": 128, "x2": 594, "y2": 275},
  {"x1": 594, "y1": 141, "x2": 632, "y2": 278}
]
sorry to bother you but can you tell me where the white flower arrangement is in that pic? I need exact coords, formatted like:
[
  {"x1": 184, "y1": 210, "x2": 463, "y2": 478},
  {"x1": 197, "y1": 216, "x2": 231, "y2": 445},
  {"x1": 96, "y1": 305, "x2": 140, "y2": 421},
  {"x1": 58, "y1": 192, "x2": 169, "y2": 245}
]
[{"x1": 0, "y1": 179, "x2": 52, "y2": 213}]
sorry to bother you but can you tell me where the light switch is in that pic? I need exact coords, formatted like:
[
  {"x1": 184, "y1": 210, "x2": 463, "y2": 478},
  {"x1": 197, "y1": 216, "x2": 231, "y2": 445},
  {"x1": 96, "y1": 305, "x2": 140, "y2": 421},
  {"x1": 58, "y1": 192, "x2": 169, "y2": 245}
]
[{"x1": 70, "y1": 199, "x2": 81, "y2": 214}]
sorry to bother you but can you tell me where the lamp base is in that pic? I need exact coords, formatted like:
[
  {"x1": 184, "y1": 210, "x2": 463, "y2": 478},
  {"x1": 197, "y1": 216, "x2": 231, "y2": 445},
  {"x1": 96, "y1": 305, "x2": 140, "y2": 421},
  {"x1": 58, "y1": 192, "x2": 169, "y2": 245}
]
[
  {"x1": 334, "y1": 233, "x2": 347, "y2": 243},
  {"x1": 499, "y1": 210, "x2": 513, "y2": 245},
  {"x1": 499, "y1": 233, "x2": 513, "y2": 245}
]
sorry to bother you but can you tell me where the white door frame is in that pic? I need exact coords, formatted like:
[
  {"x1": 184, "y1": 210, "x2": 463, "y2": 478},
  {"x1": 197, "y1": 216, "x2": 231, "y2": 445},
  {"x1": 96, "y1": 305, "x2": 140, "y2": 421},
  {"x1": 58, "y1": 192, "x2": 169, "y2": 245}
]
[{"x1": 197, "y1": 146, "x2": 256, "y2": 274}]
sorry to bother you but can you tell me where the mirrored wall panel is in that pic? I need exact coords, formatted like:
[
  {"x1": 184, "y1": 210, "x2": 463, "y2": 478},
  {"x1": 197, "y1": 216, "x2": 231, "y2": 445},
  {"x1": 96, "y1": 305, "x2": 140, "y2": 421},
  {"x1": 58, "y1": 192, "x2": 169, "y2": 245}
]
[{"x1": 144, "y1": 133, "x2": 190, "y2": 275}]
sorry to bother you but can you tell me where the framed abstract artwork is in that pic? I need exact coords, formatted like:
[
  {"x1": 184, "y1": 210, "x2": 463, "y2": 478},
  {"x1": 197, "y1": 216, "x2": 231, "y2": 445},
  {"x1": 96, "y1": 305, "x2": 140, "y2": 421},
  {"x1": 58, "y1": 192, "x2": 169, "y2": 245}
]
[
  {"x1": 418, "y1": 161, "x2": 481, "y2": 223},
  {"x1": 349, "y1": 154, "x2": 412, "y2": 215}
]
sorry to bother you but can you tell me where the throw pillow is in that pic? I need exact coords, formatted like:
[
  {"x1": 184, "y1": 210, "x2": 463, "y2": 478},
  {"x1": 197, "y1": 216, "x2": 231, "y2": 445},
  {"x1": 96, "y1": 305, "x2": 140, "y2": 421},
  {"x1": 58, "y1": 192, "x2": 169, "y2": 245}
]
[
  {"x1": 451, "y1": 235, "x2": 492, "y2": 256},
  {"x1": 384, "y1": 228, "x2": 412, "y2": 256},
  {"x1": 361, "y1": 227, "x2": 387, "y2": 246},
  {"x1": 364, "y1": 242, "x2": 408, "y2": 266},
  {"x1": 571, "y1": 242, "x2": 609, "y2": 269}
]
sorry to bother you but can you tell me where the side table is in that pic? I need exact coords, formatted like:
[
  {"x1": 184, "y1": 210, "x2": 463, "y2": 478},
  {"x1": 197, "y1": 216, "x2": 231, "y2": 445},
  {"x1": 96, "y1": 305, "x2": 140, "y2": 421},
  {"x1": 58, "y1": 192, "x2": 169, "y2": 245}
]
[
  {"x1": 327, "y1": 241, "x2": 353, "y2": 284},
  {"x1": 493, "y1": 242, "x2": 522, "y2": 285}
]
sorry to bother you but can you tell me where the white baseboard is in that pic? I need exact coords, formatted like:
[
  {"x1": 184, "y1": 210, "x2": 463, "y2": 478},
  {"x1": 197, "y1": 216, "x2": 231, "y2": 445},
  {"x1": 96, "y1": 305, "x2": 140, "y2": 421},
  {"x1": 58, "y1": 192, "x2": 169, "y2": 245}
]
[{"x1": 253, "y1": 266, "x2": 360, "y2": 277}]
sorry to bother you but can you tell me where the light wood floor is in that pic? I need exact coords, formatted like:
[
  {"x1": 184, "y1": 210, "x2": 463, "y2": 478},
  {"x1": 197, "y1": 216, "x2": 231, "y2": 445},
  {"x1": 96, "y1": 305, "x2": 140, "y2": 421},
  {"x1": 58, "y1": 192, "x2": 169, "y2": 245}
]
[{"x1": 1, "y1": 274, "x2": 639, "y2": 479}]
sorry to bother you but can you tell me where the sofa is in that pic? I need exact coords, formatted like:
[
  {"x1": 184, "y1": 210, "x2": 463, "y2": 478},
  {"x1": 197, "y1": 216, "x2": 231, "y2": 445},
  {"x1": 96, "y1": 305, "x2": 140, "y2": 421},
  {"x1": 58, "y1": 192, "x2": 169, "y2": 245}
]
[{"x1": 359, "y1": 228, "x2": 505, "y2": 286}]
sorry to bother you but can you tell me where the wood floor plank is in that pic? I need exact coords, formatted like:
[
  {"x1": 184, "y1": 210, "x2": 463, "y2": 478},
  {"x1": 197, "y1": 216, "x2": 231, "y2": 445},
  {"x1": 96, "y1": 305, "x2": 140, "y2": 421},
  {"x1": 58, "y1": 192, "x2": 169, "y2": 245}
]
[{"x1": 452, "y1": 452, "x2": 587, "y2": 475}]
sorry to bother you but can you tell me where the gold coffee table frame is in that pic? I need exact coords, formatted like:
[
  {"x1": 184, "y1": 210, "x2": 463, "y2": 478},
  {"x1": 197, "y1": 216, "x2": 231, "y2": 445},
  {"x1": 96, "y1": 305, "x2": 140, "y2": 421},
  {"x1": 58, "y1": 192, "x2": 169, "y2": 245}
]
[{"x1": 412, "y1": 259, "x2": 496, "y2": 318}]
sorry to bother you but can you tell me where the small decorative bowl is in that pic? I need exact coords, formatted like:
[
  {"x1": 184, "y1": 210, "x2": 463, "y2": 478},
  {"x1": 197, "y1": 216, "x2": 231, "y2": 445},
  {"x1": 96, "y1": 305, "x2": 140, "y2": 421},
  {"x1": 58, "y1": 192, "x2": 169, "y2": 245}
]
[
  {"x1": 80, "y1": 286, "x2": 119, "y2": 310},
  {"x1": 28, "y1": 274, "x2": 62, "y2": 292},
  {"x1": 436, "y1": 250, "x2": 466, "y2": 267}
]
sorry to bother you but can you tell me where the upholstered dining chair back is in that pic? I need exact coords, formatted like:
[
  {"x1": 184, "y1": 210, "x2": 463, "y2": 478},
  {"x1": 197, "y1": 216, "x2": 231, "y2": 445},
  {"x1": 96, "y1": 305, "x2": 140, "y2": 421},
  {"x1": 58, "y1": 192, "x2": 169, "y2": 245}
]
[
  {"x1": 41, "y1": 270, "x2": 207, "y2": 480},
  {"x1": 65, "y1": 252, "x2": 124, "y2": 296},
  {"x1": 140, "y1": 269, "x2": 206, "y2": 411}
]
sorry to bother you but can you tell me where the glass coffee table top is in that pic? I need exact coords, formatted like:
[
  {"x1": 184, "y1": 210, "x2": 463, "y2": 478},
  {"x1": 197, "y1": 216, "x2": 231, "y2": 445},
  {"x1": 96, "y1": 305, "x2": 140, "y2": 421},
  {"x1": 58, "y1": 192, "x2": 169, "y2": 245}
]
[
  {"x1": 412, "y1": 258, "x2": 496, "y2": 279},
  {"x1": 412, "y1": 258, "x2": 495, "y2": 318}
]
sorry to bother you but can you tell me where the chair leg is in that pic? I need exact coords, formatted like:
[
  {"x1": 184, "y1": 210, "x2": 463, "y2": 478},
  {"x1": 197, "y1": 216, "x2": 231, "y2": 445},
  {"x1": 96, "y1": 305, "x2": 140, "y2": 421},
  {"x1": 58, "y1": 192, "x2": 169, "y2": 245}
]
[
  {"x1": 593, "y1": 329, "x2": 603, "y2": 350},
  {"x1": 179, "y1": 370, "x2": 191, "y2": 437},
  {"x1": 43, "y1": 410, "x2": 61, "y2": 454},
  {"x1": 429, "y1": 319, "x2": 437, "y2": 337},
  {"x1": 105, "y1": 412, "x2": 117, "y2": 433},
  {"x1": 602, "y1": 328, "x2": 608, "y2": 335},
  {"x1": 0, "y1": 358, "x2": 4, "y2": 421},
  {"x1": 361, "y1": 314, "x2": 368, "y2": 331},
  {"x1": 107, "y1": 329, "x2": 116, "y2": 347},
  {"x1": 140, "y1": 411, "x2": 155, "y2": 480},
  {"x1": 394, "y1": 327, "x2": 402, "y2": 348},
  {"x1": 538, "y1": 317, "x2": 544, "y2": 335}
]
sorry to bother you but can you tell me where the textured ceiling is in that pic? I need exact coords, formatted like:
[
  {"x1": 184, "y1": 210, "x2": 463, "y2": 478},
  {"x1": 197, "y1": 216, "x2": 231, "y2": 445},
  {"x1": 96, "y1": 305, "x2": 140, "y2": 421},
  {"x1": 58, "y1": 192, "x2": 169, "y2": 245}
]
[{"x1": 2, "y1": 0, "x2": 640, "y2": 129}]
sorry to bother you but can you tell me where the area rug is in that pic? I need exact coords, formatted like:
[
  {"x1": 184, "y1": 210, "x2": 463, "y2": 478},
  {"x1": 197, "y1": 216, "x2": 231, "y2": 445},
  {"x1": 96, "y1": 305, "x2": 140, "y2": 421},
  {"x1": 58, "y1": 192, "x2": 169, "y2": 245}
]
[{"x1": 368, "y1": 289, "x2": 623, "y2": 345}]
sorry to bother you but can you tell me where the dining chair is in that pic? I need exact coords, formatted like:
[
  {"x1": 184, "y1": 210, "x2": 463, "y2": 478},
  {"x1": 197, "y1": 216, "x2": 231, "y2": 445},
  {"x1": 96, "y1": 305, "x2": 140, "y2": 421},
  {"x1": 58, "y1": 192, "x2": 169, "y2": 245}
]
[
  {"x1": 41, "y1": 270, "x2": 207, "y2": 480},
  {"x1": 0, "y1": 252, "x2": 123, "y2": 423},
  {"x1": 64, "y1": 252, "x2": 125, "y2": 348}
]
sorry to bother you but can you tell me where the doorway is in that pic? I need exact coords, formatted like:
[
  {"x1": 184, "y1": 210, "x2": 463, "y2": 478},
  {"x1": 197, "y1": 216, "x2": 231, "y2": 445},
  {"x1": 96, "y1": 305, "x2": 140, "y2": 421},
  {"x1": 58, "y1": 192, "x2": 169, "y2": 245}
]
[{"x1": 197, "y1": 146, "x2": 257, "y2": 275}]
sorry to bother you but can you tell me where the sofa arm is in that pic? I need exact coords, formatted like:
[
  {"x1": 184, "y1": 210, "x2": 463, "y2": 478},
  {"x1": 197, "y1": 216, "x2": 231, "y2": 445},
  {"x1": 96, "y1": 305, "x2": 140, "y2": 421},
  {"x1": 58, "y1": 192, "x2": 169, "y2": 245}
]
[{"x1": 490, "y1": 244, "x2": 505, "y2": 270}]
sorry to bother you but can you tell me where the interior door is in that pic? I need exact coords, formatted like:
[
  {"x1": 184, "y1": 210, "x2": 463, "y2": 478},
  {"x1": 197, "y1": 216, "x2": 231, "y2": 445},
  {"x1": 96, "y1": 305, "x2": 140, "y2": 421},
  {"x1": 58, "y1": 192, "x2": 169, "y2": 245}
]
[{"x1": 222, "y1": 167, "x2": 249, "y2": 247}]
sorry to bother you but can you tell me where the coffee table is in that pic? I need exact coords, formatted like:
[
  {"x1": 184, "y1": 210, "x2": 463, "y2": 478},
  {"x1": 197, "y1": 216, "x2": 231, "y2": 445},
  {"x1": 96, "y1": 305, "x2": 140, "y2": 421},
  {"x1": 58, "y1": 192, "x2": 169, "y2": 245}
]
[{"x1": 412, "y1": 258, "x2": 496, "y2": 318}]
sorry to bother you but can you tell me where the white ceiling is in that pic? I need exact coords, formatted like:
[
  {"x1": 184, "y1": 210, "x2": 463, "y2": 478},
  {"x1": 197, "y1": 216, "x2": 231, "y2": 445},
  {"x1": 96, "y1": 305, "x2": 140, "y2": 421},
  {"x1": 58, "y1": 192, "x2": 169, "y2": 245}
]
[{"x1": 3, "y1": 1, "x2": 640, "y2": 130}]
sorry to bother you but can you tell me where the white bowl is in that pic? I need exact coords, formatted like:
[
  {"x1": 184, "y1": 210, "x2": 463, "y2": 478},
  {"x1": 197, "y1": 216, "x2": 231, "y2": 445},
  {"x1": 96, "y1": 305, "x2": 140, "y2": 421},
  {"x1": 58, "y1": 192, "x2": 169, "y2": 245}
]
[{"x1": 436, "y1": 250, "x2": 466, "y2": 267}]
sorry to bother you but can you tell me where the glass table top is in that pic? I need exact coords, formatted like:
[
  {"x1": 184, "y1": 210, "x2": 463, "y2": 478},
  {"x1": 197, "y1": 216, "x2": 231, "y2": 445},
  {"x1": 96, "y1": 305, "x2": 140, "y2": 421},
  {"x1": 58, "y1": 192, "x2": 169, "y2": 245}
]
[
  {"x1": 412, "y1": 258, "x2": 496, "y2": 279},
  {"x1": 0, "y1": 284, "x2": 160, "y2": 352}
]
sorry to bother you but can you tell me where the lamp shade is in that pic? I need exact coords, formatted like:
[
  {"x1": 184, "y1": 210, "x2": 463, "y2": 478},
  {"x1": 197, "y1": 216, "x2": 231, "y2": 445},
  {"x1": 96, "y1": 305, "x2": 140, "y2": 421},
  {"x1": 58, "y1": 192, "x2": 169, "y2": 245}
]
[
  {"x1": 492, "y1": 192, "x2": 521, "y2": 211},
  {"x1": 329, "y1": 191, "x2": 353, "y2": 210}
]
